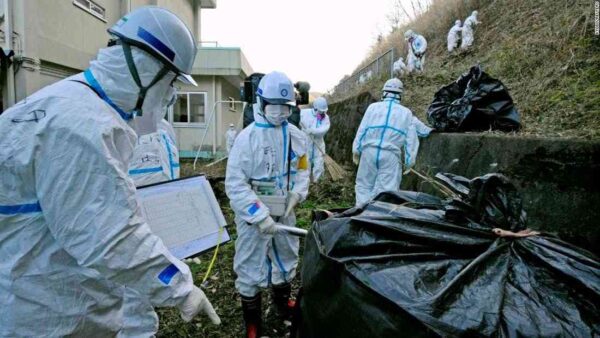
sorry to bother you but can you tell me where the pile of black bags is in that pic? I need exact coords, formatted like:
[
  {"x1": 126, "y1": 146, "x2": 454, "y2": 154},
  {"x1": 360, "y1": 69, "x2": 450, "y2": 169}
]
[
  {"x1": 427, "y1": 65, "x2": 521, "y2": 132},
  {"x1": 299, "y1": 173, "x2": 599, "y2": 337}
]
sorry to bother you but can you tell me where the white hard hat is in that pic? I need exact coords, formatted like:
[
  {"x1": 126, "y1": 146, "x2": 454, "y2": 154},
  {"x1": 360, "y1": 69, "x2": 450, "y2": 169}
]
[
  {"x1": 313, "y1": 97, "x2": 328, "y2": 112},
  {"x1": 382, "y1": 78, "x2": 404, "y2": 94},
  {"x1": 108, "y1": 6, "x2": 198, "y2": 86},
  {"x1": 472, "y1": 10, "x2": 478, "y2": 16},
  {"x1": 455, "y1": 20, "x2": 462, "y2": 25},
  {"x1": 256, "y1": 71, "x2": 295, "y2": 106},
  {"x1": 404, "y1": 29, "x2": 415, "y2": 40},
  {"x1": 229, "y1": 123, "x2": 235, "y2": 127}
]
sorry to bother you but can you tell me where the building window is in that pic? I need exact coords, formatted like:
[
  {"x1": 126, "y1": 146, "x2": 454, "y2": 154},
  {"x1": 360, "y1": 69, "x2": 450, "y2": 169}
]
[
  {"x1": 228, "y1": 97, "x2": 237, "y2": 112},
  {"x1": 73, "y1": 0, "x2": 107, "y2": 22},
  {"x1": 173, "y1": 92, "x2": 207, "y2": 124}
]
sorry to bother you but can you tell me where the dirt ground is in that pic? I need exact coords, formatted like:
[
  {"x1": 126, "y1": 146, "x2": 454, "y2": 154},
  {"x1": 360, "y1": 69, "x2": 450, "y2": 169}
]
[{"x1": 156, "y1": 160, "x2": 355, "y2": 337}]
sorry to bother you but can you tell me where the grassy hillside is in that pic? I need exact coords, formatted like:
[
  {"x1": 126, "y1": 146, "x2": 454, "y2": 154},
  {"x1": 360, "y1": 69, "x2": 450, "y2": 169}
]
[{"x1": 331, "y1": 0, "x2": 599, "y2": 139}]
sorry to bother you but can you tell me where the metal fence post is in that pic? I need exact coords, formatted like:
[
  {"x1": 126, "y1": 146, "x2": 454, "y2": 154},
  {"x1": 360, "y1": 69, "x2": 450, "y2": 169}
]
[{"x1": 390, "y1": 49, "x2": 395, "y2": 78}]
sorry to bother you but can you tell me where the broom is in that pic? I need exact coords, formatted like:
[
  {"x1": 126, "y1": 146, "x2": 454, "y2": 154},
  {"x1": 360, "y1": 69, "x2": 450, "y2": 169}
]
[{"x1": 302, "y1": 131, "x2": 347, "y2": 181}]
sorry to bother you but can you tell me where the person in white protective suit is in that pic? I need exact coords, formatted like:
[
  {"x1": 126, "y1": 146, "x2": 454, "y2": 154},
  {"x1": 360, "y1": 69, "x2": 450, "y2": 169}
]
[
  {"x1": 461, "y1": 11, "x2": 481, "y2": 50},
  {"x1": 352, "y1": 78, "x2": 432, "y2": 206},
  {"x1": 225, "y1": 71, "x2": 310, "y2": 338},
  {"x1": 447, "y1": 20, "x2": 463, "y2": 52},
  {"x1": 129, "y1": 119, "x2": 180, "y2": 186},
  {"x1": 226, "y1": 123, "x2": 238, "y2": 154},
  {"x1": 393, "y1": 56, "x2": 408, "y2": 77},
  {"x1": 0, "y1": 7, "x2": 220, "y2": 337},
  {"x1": 404, "y1": 29, "x2": 428, "y2": 73},
  {"x1": 300, "y1": 96, "x2": 331, "y2": 182}
]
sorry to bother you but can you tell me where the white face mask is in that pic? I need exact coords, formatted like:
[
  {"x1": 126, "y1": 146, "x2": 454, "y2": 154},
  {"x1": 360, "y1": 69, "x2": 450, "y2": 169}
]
[
  {"x1": 264, "y1": 104, "x2": 291, "y2": 126},
  {"x1": 128, "y1": 81, "x2": 176, "y2": 136}
]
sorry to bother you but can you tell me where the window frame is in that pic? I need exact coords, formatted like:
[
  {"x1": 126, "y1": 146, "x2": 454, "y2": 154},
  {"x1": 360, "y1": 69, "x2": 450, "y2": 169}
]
[
  {"x1": 228, "y1": 97, "x2": 237, "y2": 112},
  {"x1": 170, "y1": 91, "x2": 209, "y2": 127},
  {"x1": 73, "y1": 0, "x2": 107, "y2": 22}
]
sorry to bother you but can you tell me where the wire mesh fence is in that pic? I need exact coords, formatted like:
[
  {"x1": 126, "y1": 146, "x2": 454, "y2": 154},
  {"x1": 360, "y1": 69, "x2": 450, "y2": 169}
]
[{"x1": 333, "y1": 48, "x2": 396, "y2": 96}]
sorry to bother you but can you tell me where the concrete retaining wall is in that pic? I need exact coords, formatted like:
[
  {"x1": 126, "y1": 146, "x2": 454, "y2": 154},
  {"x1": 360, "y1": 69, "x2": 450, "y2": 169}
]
[
  {"x1": 327, "y1": 93, "x2": 600, "y2": 254},
  {"x1": 403, "y1": 133, "x2": 600, "y2": 254}
]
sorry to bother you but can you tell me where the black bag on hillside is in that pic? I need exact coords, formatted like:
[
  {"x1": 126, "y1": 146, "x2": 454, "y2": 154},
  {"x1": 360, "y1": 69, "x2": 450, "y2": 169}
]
[
  {"x1": 299, "y1": 173, "x2": 599, "y2": 338},
  {"x1": 427, "y1": 65, "x2": 521, "y2": 132}
]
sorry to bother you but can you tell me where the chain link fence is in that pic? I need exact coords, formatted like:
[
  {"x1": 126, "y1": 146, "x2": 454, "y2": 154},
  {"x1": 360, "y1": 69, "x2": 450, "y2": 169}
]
[{"x1": 333, "y1": 48, "x2": 397, "y2": 96}]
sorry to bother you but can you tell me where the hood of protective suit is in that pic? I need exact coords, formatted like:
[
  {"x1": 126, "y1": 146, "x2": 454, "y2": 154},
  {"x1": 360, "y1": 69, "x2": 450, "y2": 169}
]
[{"x1": 89, "y1": 45, "x2": 176, "y2": 136}]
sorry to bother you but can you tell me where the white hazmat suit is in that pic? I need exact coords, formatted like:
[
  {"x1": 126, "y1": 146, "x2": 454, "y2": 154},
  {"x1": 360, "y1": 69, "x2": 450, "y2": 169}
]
[
  {"x1": 393, "y1": 57, "x2": 408, "y2": 77},
  {"x1": 461, "y1": 11, "x2": 480, "y2": 50},
  {"x1": 447, "y1": 20, "x2": 463, "y2": 52},
  {"x1": 405, "y1": 31, "x2": 428, "y2": 72},
  {"x1": 226, "y1": 125, "x2": 238, "y2": 154},
  {"x1": 129, "y1": 119, "x2": 180, "y2": 186},
  {"x1": 225, "y1": 110, "x2": 310, "y2": 297},
  {"x1": 0, "y1": 42, "x2": 217, "y2": 336},
  {"x1": 300, "y1": 108, "x2": 330, "y2": 182},
  {"x1": 352, "y1": 97, "x2": 432, "y2": 206}
]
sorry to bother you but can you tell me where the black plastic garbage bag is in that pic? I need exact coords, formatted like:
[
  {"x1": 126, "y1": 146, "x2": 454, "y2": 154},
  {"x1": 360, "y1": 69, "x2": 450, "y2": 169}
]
[
  {"x1": 299, "y1": 174, "x2": 599, "y2": 338},
  {"x1": 427, "y1": 65, "x2": 521, "y2": 132}
]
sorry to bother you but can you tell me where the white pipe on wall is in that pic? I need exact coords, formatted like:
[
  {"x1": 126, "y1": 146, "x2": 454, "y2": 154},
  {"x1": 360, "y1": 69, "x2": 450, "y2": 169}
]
[
  {"x1": 193, "y1": 100, "x2": 245, "y2": 170},
  {"x1": 3, "y1": 0, "x2": 15, "y2": 107},
  {"x1": 212, "y1": 75, "x2": 216, "y2": 155}
]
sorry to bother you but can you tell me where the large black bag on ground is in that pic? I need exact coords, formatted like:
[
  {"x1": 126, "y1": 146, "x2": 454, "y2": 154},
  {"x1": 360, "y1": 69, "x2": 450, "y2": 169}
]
[
  {"x1": 427, "y1": 65, "x2": 521, "y2": 132},
  {"x1": 299, "y1": 174, "x2": 599, "y2": 338}
]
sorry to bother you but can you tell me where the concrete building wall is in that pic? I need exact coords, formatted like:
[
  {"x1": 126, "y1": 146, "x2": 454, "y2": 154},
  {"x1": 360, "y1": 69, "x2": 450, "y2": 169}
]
[
  {"x1": 3, "y1": 1, "x2": 239, "y2": 160},
  {"x1": 172, "y1": 75, "x2": 218, "y2": 155},
  {"x1": 11, "y1": 0, "x2": 120, "y2": 101},
  {"x1": 218, "y1": 79, "x2": 243, "y2": 148},
  {"x1": 171, "y1": 76, "x2": 245, "y2": 156},
  {"x1": 130, "y1": 0, "x2": 155, "y2": 9},
  {"x1": 4, "y1": 0, "x2": 198, "y2": 103},
  {"x1": 26, "y1": 0, "x2": 120, "y2": 70},
  {"x1": 156, "y1": 0, "x2": 194, "y2": 35}
]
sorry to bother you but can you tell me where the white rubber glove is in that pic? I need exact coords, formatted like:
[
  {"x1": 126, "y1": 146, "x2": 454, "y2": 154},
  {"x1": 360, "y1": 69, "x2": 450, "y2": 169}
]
[
  {"x1": 352, "y1": 153, "x2": 360, "y2": 165},
  {"x1": 178, "y1": 286, "x2": 221, "y2": 325},
  {"x1": 257, "y1": 216, "x2": 279, "y2": 235},
  {"x1": 283, "y1": 192, "x2": 301, "y2": 218}
]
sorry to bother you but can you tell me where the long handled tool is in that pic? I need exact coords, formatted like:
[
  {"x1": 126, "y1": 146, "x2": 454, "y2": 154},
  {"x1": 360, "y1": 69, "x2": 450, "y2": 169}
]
[
  {"x1": 313, "y1": 139, "x2": 347, "y2": 181},
  {"x1": 198, "y1": 104, "x2": 246, "y2": 169},
  {"x1": 300, "y1": 125, "x2": 347, "y2": 181},
  {"x1": 276, "y1": 225, "x2": 308, "y2": 237},
  {"x1": 405, "y1": 168, "x2": 457, "y2": 197}
]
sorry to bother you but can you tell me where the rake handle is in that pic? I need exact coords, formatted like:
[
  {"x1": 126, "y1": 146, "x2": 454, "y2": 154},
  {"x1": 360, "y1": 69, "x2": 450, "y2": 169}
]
[
  {"x1": 276, "y1": 225, "x2": 308, "y2": 237},
  {"x1": 300, "y1": 125, "x2": 331, "y2": 159}
]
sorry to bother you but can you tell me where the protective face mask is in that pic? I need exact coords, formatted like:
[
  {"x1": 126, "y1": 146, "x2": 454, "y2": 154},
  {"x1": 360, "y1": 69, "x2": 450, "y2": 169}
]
[
  {"x1": 164, "y1": 86, "x2": 178, "y2": 109},
  {"x1": 90, "y1": 45, "x2": 177, "y2": 136},
  {"x1": 128, "y1": 75, "x2": 176, "y2": 136},
  {"x1": 264, "y1": 104, "x2": 291, "y2": 126},
  {"x1": 382, "y1": 92, "x2": 402, "y2": 102}
]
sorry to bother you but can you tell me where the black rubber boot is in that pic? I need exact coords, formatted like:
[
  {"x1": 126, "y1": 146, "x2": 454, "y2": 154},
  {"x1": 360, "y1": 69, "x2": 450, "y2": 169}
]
[
  {"x1": 241, "y1": 293, "x2": 262, "y2": 338},
  {"x1": 272, "y1": 283, "x2": 295, "y2": 320}
]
